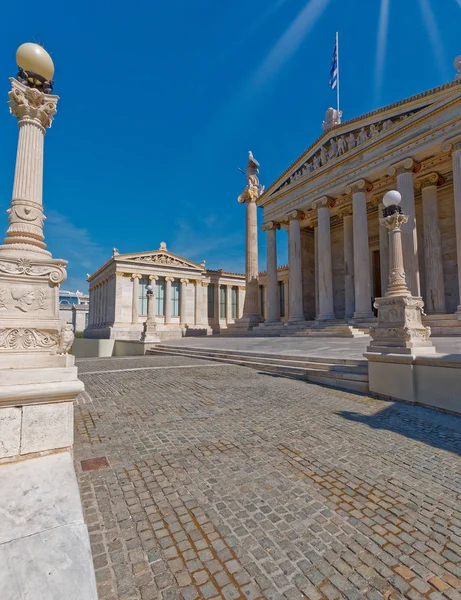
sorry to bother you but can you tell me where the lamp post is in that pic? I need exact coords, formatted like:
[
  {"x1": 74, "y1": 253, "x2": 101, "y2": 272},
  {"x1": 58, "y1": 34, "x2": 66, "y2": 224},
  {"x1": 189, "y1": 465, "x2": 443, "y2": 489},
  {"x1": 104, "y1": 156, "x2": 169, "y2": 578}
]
[
  {"x1": 141, "y1": 284, "x2": 160, "y2": 343},
  {"x1": 367, "y1": 190, "x2": 434, "y2": 355}
]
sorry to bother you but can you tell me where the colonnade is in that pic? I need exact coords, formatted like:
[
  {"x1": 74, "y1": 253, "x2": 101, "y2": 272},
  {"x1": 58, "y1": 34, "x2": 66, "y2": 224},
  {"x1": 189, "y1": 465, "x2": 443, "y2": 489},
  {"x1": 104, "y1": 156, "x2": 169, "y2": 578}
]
[{"x1": 263, "y1": 151, "x2": 461, "y2": 323}]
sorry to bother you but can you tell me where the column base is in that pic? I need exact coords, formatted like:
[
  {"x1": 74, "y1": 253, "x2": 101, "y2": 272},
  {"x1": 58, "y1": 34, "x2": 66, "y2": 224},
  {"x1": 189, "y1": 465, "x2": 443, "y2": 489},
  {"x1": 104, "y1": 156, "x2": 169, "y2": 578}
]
[
  {"x1": 352, "y1": 311, "x2": 375, "y2": 320},
  {"x1": 316, "y1": 313, "x2": 335, "y2": 321}
]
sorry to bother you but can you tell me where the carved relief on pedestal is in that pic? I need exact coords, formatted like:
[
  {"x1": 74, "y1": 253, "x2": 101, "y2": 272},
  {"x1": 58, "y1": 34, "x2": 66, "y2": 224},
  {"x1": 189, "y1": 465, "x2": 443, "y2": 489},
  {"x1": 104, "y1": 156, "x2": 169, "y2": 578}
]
[
  {"x1": 0, "y1": 281, "x2": 52, "y2": 314},
  {"x1": 0, "y1": 258, "x2": 66, "y2": 283}
]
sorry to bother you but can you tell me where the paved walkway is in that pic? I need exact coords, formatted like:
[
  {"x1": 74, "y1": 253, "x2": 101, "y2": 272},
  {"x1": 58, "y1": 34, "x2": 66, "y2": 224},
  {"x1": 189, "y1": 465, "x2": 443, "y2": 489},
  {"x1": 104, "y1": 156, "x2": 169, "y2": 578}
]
[
  {"x1": 158, "y1": 336, "x2": 461, "y2": 360},
  {"x1": 74, "y1": 355, "x2": 461, "y2": 600}
]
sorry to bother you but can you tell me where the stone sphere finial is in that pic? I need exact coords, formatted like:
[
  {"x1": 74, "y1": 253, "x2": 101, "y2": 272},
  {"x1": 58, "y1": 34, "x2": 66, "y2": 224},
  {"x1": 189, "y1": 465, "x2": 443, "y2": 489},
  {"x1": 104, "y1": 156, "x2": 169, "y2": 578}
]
[
  {"x1": 383, "y1": 190, "x2": 402, "y2": 208},
  {"x1": 16, "y1": 43, "x2": 54, "y2": 81}
]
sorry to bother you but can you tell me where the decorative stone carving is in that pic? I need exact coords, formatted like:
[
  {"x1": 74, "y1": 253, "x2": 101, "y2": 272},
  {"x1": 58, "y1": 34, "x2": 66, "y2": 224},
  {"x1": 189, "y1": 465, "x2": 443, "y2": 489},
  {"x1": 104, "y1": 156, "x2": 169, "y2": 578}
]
[
  {"x1": 388, "y1": 157, "x2": 421, "y2": 176},
  {"x1": 322, "y1": 107, "x2": 342, "y2": 131},
  {"x1": 414, "y1": 172, "x2": 445, "y2": 191},
  {"x1": 133, "y1": 253, "x2": 194, "y2": 268},
  {"x1": 345, "y1": 179, "x2": 373, "y2": 195},
  {"x1": 8, "y1": 79, "x2": 58, "y2": 129},
  {"x1": 238, "y1": 151, "x2": 265, "y2": 203},
  {"x1": 0, "y1": 258, "x2": 66, "y2": 283},
  {"x1": 0, "y1": 327, "x2": 58, "y2": 351},
  {"x1": 57, "y1": 324, "x2": 74, "y2": 354}
]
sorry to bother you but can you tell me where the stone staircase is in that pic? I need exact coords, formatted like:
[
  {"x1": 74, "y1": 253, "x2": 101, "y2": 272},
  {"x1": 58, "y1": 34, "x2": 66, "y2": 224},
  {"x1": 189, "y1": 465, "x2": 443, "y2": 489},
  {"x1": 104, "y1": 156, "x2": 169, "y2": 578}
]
[
  {"x1": 422, "y1": 314, "x2": 461, "y2": 336},
  {"x1": 253, "y1": 319, "x2": 369, "y2": 338},
  {"x1": 147, "y1": 344, "x2": 369, "y2": 393}
]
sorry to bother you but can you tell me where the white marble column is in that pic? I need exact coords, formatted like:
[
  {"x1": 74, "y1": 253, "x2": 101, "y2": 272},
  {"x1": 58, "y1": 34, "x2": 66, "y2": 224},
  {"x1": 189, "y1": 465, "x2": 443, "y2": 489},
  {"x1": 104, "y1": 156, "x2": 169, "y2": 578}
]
[
  {"x1": 346, "y1": 180, "x2": 374, "y2": 319},
  {"x1": 165, "y1": 277, "x2": 173, "y2": 324},
  {"x1": 194, "y1": 280, "x2": 202, "y2": 325},
  {"x1": 241, "y1": 197, "x2": 261, "y2": 324},
  {"x1": 313, "y1": 198, "x2": 335, "y2": 320},
  {"x1": 341, "y1": 208, "x2": 355, "y2": 319},
  {"x1": 283, "y1": 279, "x2": 289, "y2": 321},
  {"x1": 238, "y1": 287, "x2": 245, "y2": 318},
  {"x1": 377, "y1": 198, "x2": 389, "y2": 296},
  {"x1": 180, "y1": 278, "x2": 188, "y2": 325},
  {"x1": 314, "y1": 224, "x2": 319, "y2": 317},
  {"x1": 226, "y1": 285, "x2": 232, "y2": 324},
  {"x1": 131, "y1": 274, "x2": 141, "y2": 324},
  {"x1": 214, "y1": 282, "x2": 220, "y2": 323},
  {"x1": 264, "y1": 222, "x2": 280, "y2": 322},
  {"x1": 288, "y1": 211, "x2": 305, "y2": 321},
  {"x1": 443, "y1": 138, "x2": 461, "y2": 314},
  {"x1": 201, "y1": 282, "x2": 209, "y2": 324},
  {"x1": 148, "y1": 275, "x2": 158, "y2": 320},
  {"x1": 415, "y1": 173, "x2": 446, "y2": 313},
  {"x1": 389, "y1": 159, "x2": 421, "y2": 297}
]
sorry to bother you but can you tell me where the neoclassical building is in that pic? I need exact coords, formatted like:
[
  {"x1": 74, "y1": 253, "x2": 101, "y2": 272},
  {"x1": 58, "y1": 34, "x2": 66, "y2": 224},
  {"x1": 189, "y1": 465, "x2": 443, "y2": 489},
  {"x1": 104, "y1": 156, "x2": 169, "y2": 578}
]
[
  {"x1": 257, "y1": 78, "x2": 461, "y2": 336},
  {"x1": 85, "y1": 243, "x2": 245, "y2": 340}
]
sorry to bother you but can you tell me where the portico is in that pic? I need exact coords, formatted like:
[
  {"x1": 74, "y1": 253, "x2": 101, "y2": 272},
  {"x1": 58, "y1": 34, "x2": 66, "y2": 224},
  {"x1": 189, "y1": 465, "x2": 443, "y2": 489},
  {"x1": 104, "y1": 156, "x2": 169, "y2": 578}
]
[{"x1": 257, "y1": 79, "x2": 461, "y2": 336}]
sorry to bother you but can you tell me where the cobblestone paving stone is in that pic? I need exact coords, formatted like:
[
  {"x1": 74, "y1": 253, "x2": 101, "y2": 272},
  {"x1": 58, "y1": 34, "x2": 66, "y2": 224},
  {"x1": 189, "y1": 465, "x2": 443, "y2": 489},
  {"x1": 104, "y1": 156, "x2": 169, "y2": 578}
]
[{"x1": 74, "y1": 355, "x2": 461, "y2": 600}]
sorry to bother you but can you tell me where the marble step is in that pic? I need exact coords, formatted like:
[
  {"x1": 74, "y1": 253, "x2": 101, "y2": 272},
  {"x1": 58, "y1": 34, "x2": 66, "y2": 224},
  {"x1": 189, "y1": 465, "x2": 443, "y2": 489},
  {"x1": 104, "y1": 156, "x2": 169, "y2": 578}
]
[{"x1": 147, "y1": 346, "x2": 369, "y2": 393}]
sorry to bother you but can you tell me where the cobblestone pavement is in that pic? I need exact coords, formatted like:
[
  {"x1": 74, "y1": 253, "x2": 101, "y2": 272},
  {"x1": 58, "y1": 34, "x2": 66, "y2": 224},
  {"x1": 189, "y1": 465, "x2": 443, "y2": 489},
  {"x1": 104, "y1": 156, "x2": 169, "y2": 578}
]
[{"x1": 74, "y1": 355, "x2": 461, "y2": 600}]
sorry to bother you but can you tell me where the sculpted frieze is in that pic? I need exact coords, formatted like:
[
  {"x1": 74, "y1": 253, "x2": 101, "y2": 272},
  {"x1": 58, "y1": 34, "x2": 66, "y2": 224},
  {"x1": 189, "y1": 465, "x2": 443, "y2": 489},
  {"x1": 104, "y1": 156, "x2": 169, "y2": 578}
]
[
  {"x1": 0, "y1": 284, "x2": 49, "y2": 313},
  {"x1": 273, "y1": 108, "x2": 423, "y2": 194},
  {"x1": 0, "y1": 324, "x2": 74, "y2": 354},
  {"x1": 132, "y1": 253, "x2": 196, "y2": 269}
]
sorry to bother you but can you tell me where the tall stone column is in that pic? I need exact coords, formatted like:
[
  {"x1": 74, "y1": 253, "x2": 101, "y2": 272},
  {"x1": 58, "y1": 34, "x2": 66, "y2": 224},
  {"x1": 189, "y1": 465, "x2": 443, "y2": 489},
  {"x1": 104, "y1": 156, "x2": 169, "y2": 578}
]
[
  {"x1": 165, "y1": 277, "x2": 173, "y2": 324},
  {"x1": 346, "y1": 180, "x2": 374, "y2": 320},
  {"x1": 263, "y1": 222, "x2": 280, "y2": 322},
  {"x1": 214, "y1": 282, "x2": 220, "y2": 322},
  {"x1": 389, "y1": 158, "x2": 421, "y2": 297},
  {"x1": 283, "y1": 279, "x2": 289, "y2": 320},
  {"x1": 415, "y1": 173, "x2": 446, "y2": 314},
  {"x1": 442, "y1": 137, "x2": 461, "y2": 315},
  {"x1": 313, "y1": 198, "x2": 335, "y2": 320},
  {"x1": 131, "y1": 274, "x2": 141, "y2": 323},
  {"x1": 226, "y1": 285, "x2": 232, "y2": 324},
  {"x1": 287, "y1": 211, "x2": 305, "y2": 322},
  {"x1": 201, "y1": 282, "x2": 209, "y2": 324},
  {"x1": 0, "y1": 45, "x2": 97, "y2": 598},
  {"x1": 239, "y1": 196, "x2": 261, "y2": 325},
  {"x1": 180, "y1": 278, "x2": 188, "y2": 325},
  {"x1": 194, "y1": 280, "x2": 202, "y2": 325},
  {"x1": 340, "y1": 206, "x2": 355, "y2": 319},
  {"x1": 148, "y1": 274, "x2": 158, "y2": 318},
  {"x1": 314, "y1": 224, "x2": 319, "y2": 316}
]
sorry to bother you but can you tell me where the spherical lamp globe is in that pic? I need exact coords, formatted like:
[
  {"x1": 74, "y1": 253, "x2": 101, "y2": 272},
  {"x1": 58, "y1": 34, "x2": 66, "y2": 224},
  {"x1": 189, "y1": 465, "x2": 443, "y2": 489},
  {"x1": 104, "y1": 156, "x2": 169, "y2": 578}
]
[
  {"x1": 383, "y1": 190, "x2": 402, "y2": 208},
  {"x1": 146, "y1": 285, "x2": 153, "y2": 292},
  {"x1": 16, "y1": 43, "x2": 54, "y2": 80}
]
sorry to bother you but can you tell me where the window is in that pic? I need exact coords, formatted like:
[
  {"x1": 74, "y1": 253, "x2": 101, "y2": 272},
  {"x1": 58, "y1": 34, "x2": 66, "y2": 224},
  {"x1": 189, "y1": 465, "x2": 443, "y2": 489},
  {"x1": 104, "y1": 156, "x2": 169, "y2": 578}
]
[
  {"x1": 84, "y1": 311, "x2": 89, "y2": 328},
  {"x1": 156, "y1": 277, "x2": 165, "y2": 316},
  {"x1": 260, "y1": 285, "x2": 265, "y2": 318},
  {"x1": 207, "y1": 284, "x2": 215, "y2": 318},
  {"x1": 171, "y1": 280, "x2": 180, "y2": 317},
  {"x1": 231, "y1": 287, "x2": 238, "y2": 319},
  {"x1": 279, "y1": 281, "x2": 285, "y2": 317},
  {"x1": 219, "y1": 286, "x2": 227, "y2": 319},
  {"x1": 138, "y1": 277, "x2": 148, "y2": 316}
]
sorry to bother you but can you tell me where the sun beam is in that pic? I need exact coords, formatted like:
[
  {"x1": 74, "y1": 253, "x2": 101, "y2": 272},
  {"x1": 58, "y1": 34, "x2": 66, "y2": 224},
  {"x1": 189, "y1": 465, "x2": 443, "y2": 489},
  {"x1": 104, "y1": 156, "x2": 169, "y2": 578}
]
[
  {"x1": 418, "y1": 0, "x2": 450, "y2": 82},
  {"x1": 248, "y1": 0, "x2": 332, "y2": 92},
  {"x1": 373, "y1": 0, "x2": 390, "y2": 106}
]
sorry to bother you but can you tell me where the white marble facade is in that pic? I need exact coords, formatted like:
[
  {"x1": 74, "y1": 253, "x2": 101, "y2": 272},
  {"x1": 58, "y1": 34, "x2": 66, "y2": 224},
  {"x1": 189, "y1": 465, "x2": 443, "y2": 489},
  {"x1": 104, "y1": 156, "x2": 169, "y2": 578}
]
[
  {"x1": 256, "y1": 78, "x2": 461, "y2": 335},
  {"x1": 85, "y1": 243, "x2": 245, "y2": 341}
]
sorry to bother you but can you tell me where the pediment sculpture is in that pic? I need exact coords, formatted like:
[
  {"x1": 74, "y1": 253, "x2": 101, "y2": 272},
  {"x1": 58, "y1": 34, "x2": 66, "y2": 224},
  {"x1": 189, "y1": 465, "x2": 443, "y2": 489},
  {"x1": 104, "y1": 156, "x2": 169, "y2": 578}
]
[
  {"x1": 132, "y1": 253, "x2": 197, "y2": 269},
  {"x1": 273, "y1": 108, "x2": 423, "y2": 193}
]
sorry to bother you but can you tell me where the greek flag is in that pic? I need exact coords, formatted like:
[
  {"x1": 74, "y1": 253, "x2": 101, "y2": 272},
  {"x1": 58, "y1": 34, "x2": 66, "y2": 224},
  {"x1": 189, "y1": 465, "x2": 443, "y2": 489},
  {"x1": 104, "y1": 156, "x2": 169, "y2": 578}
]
[{"x1": 329, "y1": 38, "x2": 338, "y2": 90}]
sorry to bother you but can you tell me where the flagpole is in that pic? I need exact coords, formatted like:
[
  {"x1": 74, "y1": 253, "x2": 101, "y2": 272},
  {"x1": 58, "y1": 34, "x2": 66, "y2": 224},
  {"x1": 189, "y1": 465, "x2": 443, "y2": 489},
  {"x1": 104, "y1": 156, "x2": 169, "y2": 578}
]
[{"x1": 336, "y1": 31, "x2": 340, "y2": 114}]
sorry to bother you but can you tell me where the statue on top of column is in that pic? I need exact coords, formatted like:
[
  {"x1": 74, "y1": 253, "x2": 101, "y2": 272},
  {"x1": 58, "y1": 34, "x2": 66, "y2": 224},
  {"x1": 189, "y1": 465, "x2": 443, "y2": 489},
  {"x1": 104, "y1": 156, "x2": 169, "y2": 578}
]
[{"x1": 239, "y1": 151, "x2": 265, "y2": 203}]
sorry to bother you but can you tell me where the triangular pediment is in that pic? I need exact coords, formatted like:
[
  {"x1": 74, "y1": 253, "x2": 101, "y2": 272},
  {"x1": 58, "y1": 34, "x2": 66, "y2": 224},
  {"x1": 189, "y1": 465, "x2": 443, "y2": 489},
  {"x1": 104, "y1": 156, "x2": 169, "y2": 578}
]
[
  {"x1": 117, "y1": 249, "x2": 203, "y2": 271},
  {"x1": 265, "y1": 79, "x2": 461, "y2": 197}
]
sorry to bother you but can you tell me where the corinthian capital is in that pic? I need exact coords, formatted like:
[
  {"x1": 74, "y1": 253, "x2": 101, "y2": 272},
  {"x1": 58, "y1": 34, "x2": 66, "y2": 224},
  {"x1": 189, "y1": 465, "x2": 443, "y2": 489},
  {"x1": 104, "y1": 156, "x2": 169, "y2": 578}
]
[
  {"x1": 388, "y1": 157, "x2": 421, "y2": 177},
  {"x1": 414, "y1": 172, "x2": 445, "y2": 191},
  {"x1": 345, "y1": 179, "x2": 373, "y2": 195},
  {"x1": 8, "y1": 78, "x2": 58, "y2": 129}
]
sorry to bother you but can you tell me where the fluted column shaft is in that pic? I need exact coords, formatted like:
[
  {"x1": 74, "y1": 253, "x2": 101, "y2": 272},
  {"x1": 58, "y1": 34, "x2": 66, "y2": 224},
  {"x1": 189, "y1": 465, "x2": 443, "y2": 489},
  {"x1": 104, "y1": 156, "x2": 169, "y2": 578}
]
[
  {"x1": 242, "y1": 199, "x2": 260, "y2": 320},
  {"x1": 202, "y1": 283, "x2": 209, "y2": 324},
  {"x1": 352, "y1": 191, "x2": 373, "y2": 318},
  {"x1": 451, "y1": 148, "x2": 461, "y2": 313},
  {"x1": 226, "y1": 286, "x2": 232, "y2": 323},
  {"x1": 165, "y1": 277, "x2": 173, "y2": 323},
  {"x1": 131, "y1": 275, "x2": 141, "y2": 324},
  {"x1": 314, "y1": 226, "x2": 318, "y2": 316},
  {"x1": 148, "y1": 276, "x2": 158, "y2": 321},
  {"x1": 379, "y1": 202, "x2": 389, "y2": 295},
  {"x1": 288, "y1": 213, "x2": 304, "y2": 321},
  {"x1": 180, "y1": 279, "x2": 188, "y2": 325},
  {"x1": 420, "y1": 182, "x2": 446, "y2": 313},
  {"x1": 343, "y1": 213, "x2": 355, "y2": 319},
  {"x1": 316, "y1": 203, "x2": 335, "y2": 320},
  {"x1": 283, "y1": 280, "x2": 289, "y2": 320},
  {"x1": 214, "y1": 282, "x2": 220, "y2": 322},
  {"x1": 396, "y1": 170, "x2": 420, "y2": 296},
  {"x1": 265, "y1": 225, "x2": 279, "y2": 322},
  {"x1": 194, "y1": 281, "x2": 201, "y2": 325}
]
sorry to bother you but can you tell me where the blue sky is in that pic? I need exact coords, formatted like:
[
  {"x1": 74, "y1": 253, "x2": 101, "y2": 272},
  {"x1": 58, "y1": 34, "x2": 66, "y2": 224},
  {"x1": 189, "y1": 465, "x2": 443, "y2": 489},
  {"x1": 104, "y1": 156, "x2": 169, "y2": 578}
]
[{"x1": 0, "y1": 0, "x2": 460, "y2": 291}]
